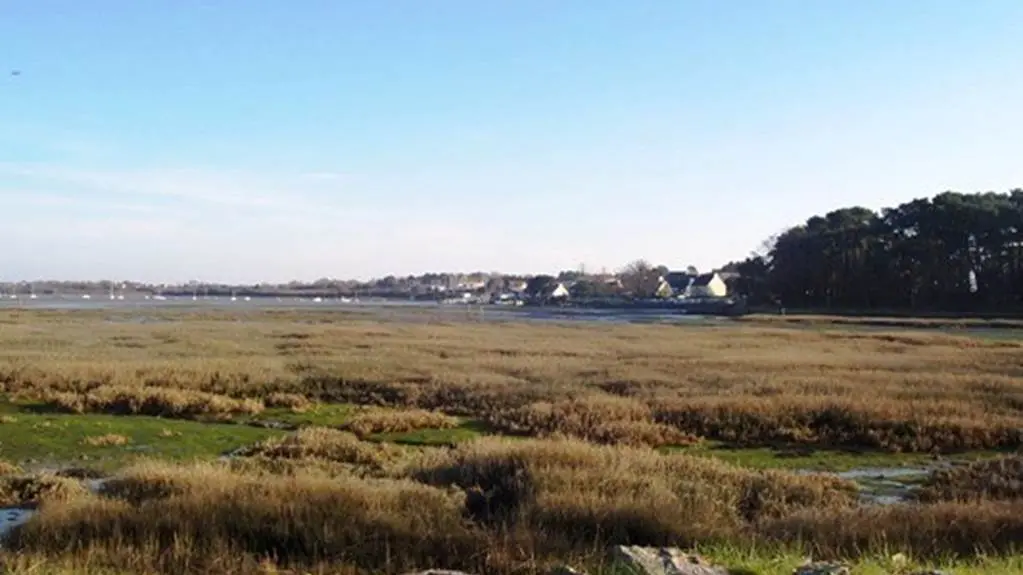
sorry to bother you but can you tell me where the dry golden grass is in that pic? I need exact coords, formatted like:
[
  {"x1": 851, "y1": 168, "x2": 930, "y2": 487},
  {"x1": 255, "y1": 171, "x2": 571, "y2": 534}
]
[
  {"x1": 760, "y1": 500, "x2": 1023, "y2": 558},
  {"x1": 9, "y1": 461, "x2": 478, "y2": 574},
  {"x1": 740, "y1": 313, "x2": 1023, "y2": 329},
  {"x1": 0, "y1": 439, "x2": 861, "y2": 574},
  {"x1": 0, "y1": 460, "x2": 22, "y2": 476},
  {"x1": 1, "y1": 308, "x2": 1022, "y2": 451},
  {"x1": 0, "y1": 474, "x2": 88, "y2": 507},
  {"x1": 3, "y1": 309, "x2": 1023, "y2": 572},
  {"x1": 484, "y1": 395, "x2": 698, "y2": 447},
  {"x1": 9, "y1": 460, "x2": 478, "y2": 572},
  {"x1": 43, "y1": 385, "x2": 264, "y2": 420},
  {"x1": 81, "y1": 434, "x2": 131, "y2": 447},
  {"x1": 6, "y1": 438, "x2": 1023, "y2": 573},
  {"x1": 916, "y1": 455, "x2": 1023, "y2": 503},
  {"x1": 264, "y1": 391, "x2": 315, "y2": 412},
  {"x1": 410, "y1": 437, "x2": 859, "y2": 544},
  {"x1": 341, "y1": 407, "x2": 458, "y2": 438},
  {"x1": 235, "y1": 427, "x2": 403, "y2": 471}
]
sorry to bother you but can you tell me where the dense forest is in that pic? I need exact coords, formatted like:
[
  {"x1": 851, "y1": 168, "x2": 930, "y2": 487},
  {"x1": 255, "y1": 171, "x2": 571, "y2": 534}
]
[{"x1": 727, "y1": 189, "x2": 1023, "y2": 313}]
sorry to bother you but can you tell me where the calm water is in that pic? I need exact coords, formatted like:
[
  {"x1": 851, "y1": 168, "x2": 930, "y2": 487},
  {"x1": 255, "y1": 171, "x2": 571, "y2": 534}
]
[{"x1": 0, "y1": 296, "x2": 716, "y2": 325}]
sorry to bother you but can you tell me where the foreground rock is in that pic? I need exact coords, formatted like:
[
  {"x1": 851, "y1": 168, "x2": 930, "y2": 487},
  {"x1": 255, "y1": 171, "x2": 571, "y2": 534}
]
[{"x1": 610, "y1": 546, "x2": 728, "y2": 575}]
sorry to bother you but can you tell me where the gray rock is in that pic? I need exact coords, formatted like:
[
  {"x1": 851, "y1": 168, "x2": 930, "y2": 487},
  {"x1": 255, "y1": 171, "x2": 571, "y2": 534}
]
[
  {"x1": 610, "y1": 546, "x2": 728, "y2": 575},
  {"x1": 792, "y1": 562, "x2": 850, "y2": 575}
]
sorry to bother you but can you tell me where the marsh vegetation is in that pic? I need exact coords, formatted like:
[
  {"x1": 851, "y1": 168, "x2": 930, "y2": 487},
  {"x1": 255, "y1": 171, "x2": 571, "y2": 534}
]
[{"x1": 0, "y1": 309, "x2": 1022, "y2": 573}]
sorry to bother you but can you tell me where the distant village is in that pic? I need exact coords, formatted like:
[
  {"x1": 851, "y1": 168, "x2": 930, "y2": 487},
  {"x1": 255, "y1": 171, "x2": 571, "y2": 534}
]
[
  {"x1": 0, "y1": 262, "x2": 742, "y2": 309},
  {"x1": 437, "y1": 269, "x2": 735, "y2": 306}
]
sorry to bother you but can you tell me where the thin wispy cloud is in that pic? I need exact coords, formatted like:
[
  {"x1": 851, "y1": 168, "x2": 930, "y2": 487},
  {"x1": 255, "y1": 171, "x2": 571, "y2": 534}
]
[
  {"x1": 0, "y1": 160, "x2": 495, "y2": 282},
  {"x1": 0, "y1": 163, "x2": 354, "y2": 215}
]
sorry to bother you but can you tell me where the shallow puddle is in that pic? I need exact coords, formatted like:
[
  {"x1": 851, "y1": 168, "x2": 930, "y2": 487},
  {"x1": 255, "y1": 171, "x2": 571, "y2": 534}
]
[
  {"x1": 0, "y1": 506, "x2": 35, "y2": 542},
  {"x1": 0, "y1": 475, "x2": 109, "y2": 543},
  {"x1": 798, "y1": 465, "x2": 940, "y2": 504},
  {"x1": 832, "y1": 466, "x2": 935, "y2": 480}
]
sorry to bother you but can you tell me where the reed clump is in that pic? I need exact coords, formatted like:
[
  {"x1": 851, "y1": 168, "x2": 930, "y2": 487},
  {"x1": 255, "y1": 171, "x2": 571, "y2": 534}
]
[
  {"x1": 0, "y1": 473, "x2": 88, "y2": 507},
  {"x1": 0, "y1": 460, "x2": 21, "y2": 476},
  {"x1": 341, "y1": 408, "x2": 458, "y2": 438},
  {"x1": 9, "y1": 462, "x2": 480, "y2": 574},
  {"x1": 915, "y1": 455, "x2": 1023, "y2": 503},
  {"x1": 410, "y1": 437, "x2": 859, "y2": 548},
  {"x1": 264, "y1": 392, "x2": 315, "y2": 412},
  {"x1": 235, "y1": 427, "x2": 403, "y2": 471},
  {"x1": 759, "y1": 500, "x2": 1023, "y2": 558},
  {"x1": 81, "y1": 434, "x2": 131, "y2": 447},
  {"x1": 43, "y1": 386, "x2": 264, "y2": 420},
  {"x1": 485, "y1": 395, "x2": 698, "y2": 447}
]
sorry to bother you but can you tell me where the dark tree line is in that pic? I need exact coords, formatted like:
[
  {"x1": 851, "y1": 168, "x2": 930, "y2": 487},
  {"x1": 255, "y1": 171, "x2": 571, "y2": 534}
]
[{"x1": 728, "y1": 189, "x2": 1023, "y2": 312}]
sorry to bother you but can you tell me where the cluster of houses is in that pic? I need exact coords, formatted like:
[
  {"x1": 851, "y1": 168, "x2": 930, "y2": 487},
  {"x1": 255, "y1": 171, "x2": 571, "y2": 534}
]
[
  {"x1": 483, "y1": 271, "x2": 731, "y2": 305},
  {"x1": 654, "y1": 271, "x2": 730, "y2": 299}
]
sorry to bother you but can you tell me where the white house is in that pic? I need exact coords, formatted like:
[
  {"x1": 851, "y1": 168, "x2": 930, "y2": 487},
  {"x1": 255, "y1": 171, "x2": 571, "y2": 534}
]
[
  {"x1": 657, "y1": 272, "x2": 693, "y2": 298},
  {"x1": 688, "y1": 272, "x2": 728, "y2": 298},
  {"x1": 545, "y1": 282, "x2": 570, "y2": 300}
]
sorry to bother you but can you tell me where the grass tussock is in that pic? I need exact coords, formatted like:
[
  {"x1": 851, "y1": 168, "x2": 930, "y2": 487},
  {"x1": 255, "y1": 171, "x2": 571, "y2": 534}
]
[
  {"x1": 43, "y1": 386, "x2": 264, "y2": 421},
  {"x1": 264, "y1": 392, "x2": 315, "y2": 412},
  {"x1": 9, "y1": 462, "x2": 480, "y2": 574},
  {"x1": 0, "y1": 460, "x2": 22, "y2": 476},
  {"x1": 411, "y1": 437, "x2": 859, "y2": 548},
  {"x1": 485, "y1": 395, "x2": 698, "y2": 447},
  {"x1": 760, "y1": 500, "x2": 1023, "y2": 559},
  {"x1": 0, "y1": 474, "x2": 88, "y2": 507},
  {"x1": 0, "y1": 415, "x2": 17, "y2": 424},
  {"x1": 236, "y1": 427, "x2": 403, "y2": 471},
  {"x1": 81, "y1": 434, "x2": 131, "y2": 447},
  {"x1": 916, "y1": 455, "x2": 1023, "y2": 503},
  {"x1": 652, "y1": 398, "x2": 1023, "y2": 452},
  {"x1": 341, "y1": 408, "x2": 458, "y2": 438}
]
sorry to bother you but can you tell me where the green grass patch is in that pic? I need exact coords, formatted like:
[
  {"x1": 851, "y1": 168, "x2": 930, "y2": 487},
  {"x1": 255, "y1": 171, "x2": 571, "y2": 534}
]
[
  {"x1": 0, "y1": 409, "x2": 283, "y2": 471},
  {"x1": 243, "y1": 403, "x2": 357, "y2": 427},
  {"x1": 686, "y1": 544, "x2": 1023, "y2": 575},
  {"x1": 565, "y1": 543, "x2": 1023, "y2": 575},
  {"x1": 368, "y1": 419, "x2": 492, "y2": 446}
]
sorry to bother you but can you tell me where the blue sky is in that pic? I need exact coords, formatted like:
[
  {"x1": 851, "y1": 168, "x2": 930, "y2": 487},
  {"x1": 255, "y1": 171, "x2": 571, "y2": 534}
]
[{"x1": 2, "y1": 1, "x2": 1022, "y2": 283}]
